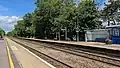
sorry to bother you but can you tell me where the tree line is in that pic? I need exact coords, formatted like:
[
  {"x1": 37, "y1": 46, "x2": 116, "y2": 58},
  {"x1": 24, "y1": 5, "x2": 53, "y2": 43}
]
[
  {"x1": 0, "y1": 28, "x2": 5, "y2": 38},
  {"x1": 7, "y1": 0, "x2": 120, "y2": 41}
]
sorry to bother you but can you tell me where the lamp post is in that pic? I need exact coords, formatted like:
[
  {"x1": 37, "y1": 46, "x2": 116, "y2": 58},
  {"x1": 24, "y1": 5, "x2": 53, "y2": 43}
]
[
  {"x1": 76, "y1": 15, "x2": 79, "y2": 42},
  {"x1": 59, "y1": 32, "x2": 60, "y2": 41},
  {"x1": 44, "y1": 30, "x2": 47, "y2": 39},
  {"x1": 65, "y1": 27, "x2": 67, "y2": 40},
  {"x1": 75, "y1": 4, "x2": 80, "y2": 42},
  {"x1": 76, "y1": 28, "x2": 79, "y2": 42}
]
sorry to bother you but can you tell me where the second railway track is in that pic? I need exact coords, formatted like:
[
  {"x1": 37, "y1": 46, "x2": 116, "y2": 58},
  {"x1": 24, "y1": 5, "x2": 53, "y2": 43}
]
[
  {"x1": 9, "y1": 38, "x2": 72, "y2": 68},
  {"x1": 10, "y1": 37, "x2": 120, "y2": 68}
]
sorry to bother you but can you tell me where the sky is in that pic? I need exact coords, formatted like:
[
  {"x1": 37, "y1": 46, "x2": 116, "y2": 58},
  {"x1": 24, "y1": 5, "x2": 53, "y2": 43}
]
[{"x1": 0, "y1": 0, "x2": 108, "y2": 33}]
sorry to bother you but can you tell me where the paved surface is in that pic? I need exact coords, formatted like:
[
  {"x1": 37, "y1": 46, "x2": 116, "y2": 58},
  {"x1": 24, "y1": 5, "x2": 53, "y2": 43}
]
[
  {"x1": 0, "y1": 40, "x2": 10, "y2": 68},
  {"x1": 6, "y1": 37, "x2": 53, "y2": 68},
  {"x1": 28, "y1": 38, "x2": 120, "y2": 51}
]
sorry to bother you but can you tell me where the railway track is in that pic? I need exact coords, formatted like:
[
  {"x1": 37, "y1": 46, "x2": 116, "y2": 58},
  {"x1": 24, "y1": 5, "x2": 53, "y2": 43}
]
[
  {"x1": 10, "y1": 37, "x2": 120, "y2": 68},
  {"x1": 9, "y1": 38, "x2": 72, "y2": 68}
]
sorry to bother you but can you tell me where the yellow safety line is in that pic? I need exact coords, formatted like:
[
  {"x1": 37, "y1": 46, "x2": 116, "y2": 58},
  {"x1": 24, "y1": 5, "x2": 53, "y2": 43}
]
[{"x1": 7, "y1": 46, "x2": 15, "y2": 68}]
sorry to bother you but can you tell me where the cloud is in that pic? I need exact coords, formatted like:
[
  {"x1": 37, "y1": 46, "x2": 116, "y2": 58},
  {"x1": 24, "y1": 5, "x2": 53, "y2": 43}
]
[{"x1": 0, "y1": 16, "x2": 22, "y2": 33}]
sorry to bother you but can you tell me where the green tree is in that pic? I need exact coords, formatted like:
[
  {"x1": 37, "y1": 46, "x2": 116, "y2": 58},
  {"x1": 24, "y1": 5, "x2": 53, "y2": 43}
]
[
  {"x1": 0, "y1": 28, "x2": 5, "y2": 37},
  {"x1": 77, "y1": 0, "x2": 101, "y2": 30},
  {"x1": 14, "y1": 20, "x2": 26, "y2": 37},
  {"x1": 102, "y1": 0, "x2": 120, "y2": 26},
  {"x1": 72, "y1": 0, "x2": 101, "y2": 40},
  {"x1": 8, "y1": 0, "x2": 101, "y2": 41}
]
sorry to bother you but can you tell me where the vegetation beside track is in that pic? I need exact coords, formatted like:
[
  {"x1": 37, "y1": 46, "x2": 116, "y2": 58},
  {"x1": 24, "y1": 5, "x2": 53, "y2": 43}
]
[
  {"x1": 0, "y1": 28, "x2": 5, "y2": 38},
  {"x1": 7, "y1": 0, "x2": 120, "y2": 41}
]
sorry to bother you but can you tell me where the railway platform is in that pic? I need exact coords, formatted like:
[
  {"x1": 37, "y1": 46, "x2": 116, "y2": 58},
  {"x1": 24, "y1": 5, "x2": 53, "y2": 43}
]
[
  {"x1": 0, "y1": 40, "x2": 10, "y2": 68},
  {"x1": 27, "y1": 38, "x2": 120, "y2": 51},
  {"x1": 4, "y1": 37, "x2": 55, "y2": 68}
]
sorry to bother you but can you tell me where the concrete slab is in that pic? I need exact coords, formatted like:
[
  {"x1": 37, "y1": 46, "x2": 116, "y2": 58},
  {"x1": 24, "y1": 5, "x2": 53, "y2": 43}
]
[
  {"x1": 0, "y1": 40, "x2": 10, "y2": 68},
  {"x1": 27, "y1": 38, "x2": 120, "y2": 51},
  {"x1": 6, "y1": 37, "x2": 54, "y2": 68}
]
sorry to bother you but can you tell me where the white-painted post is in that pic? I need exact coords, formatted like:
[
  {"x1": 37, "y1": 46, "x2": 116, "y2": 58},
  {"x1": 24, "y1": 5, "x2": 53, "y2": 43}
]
[
  {"x1": 59, "y1": 32, "x2": 60, "y2": 41},
  {"x1": 65, "y1": 27, "x2": 67, "y2": 40}
]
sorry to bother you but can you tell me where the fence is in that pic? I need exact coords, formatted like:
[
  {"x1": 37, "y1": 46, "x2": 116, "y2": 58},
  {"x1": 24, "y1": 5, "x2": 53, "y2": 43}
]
[{"x1": 85, "y1": 29, "x2": 109, "y2": 42}]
